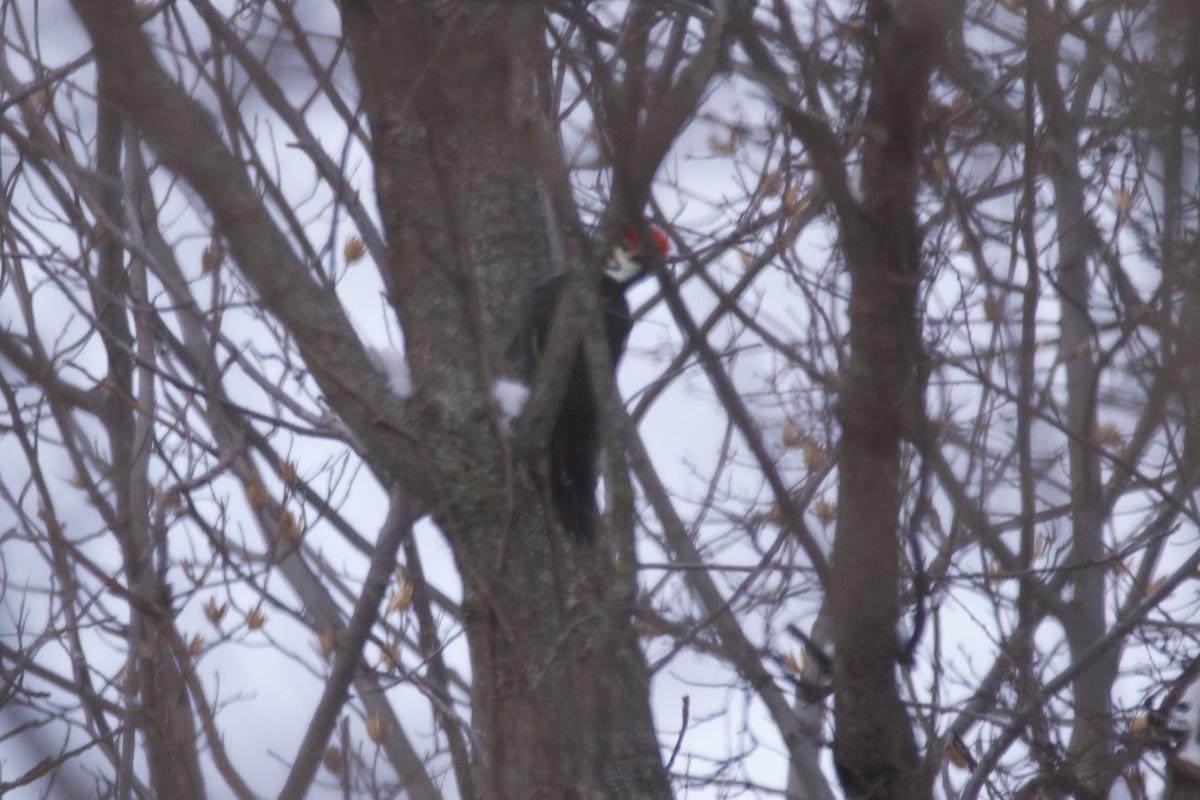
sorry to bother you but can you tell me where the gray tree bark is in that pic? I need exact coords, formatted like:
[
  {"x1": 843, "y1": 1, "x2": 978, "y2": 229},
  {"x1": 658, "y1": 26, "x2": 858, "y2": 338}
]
[{"x1": 337, "y1": 5, "x2": 671, "y2": 796}]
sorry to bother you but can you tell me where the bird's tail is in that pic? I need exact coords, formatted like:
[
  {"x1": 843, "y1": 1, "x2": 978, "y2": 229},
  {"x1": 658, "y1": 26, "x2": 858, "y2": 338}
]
[{"x1": 551, "y1": 473, "x2": 597, "y2": 542}]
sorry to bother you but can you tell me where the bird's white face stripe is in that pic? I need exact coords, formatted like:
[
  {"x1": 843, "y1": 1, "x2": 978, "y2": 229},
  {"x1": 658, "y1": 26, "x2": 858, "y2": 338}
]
[{"x1": 606, "y1": 246, "x2": 643, "y2": 284}]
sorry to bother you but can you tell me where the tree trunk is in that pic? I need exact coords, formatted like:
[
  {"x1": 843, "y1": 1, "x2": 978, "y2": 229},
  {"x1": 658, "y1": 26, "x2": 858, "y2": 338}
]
[
  {"x1": 829, "y1": 1, "x2": 963, "y2": 797},
  {"x1": 339, "y1": 3, "x2": 670, "y2": 797},
  {"x1": 93, "y1": 66, "x2": 206, "y2": 800}
]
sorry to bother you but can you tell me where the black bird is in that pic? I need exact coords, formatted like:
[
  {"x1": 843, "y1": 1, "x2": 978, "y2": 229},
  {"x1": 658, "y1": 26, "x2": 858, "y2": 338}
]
[{"x1": 510, "y1": 226, "x2": 670, "y2": 541}]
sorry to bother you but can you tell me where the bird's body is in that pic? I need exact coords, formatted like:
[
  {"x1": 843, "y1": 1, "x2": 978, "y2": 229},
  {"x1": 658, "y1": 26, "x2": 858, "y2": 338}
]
[{"x1": 509, "y1": 226, "x2": 668, "y2": 541}]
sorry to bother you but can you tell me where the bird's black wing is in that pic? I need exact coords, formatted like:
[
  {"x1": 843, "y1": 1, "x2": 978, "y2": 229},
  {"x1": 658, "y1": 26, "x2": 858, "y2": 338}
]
[
  {"x1": 506, "y1": 273, "x2": 570, "y2": 381},
  {"x1": 506, "y1": 273, "x2": 600, "y2": 540}
]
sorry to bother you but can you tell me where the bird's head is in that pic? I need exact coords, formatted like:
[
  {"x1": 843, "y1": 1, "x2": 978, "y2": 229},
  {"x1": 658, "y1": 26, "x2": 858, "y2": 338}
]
[{"x1": 606, "y1": 225, "x2": 670, "y2": 285}]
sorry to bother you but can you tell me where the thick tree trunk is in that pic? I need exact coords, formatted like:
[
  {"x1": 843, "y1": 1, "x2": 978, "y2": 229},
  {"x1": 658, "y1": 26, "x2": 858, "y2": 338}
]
[{"x1": 339, "y1": 3, "x2": 670, "y2": 797}]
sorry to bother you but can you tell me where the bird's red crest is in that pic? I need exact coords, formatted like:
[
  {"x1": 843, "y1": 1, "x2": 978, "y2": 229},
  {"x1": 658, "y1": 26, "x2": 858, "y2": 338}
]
[{"x1": 622, "y1": 226, "x2": 671, "y2": 257}]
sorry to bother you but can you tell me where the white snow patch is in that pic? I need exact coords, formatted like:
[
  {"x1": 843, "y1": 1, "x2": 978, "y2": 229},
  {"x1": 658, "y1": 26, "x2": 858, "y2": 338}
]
[
  {"x1": 368, "y1": 347, "x2": 413, "y2": 400},
  {"x1": 1107, "y1": 774, "x2": 1134, "y2": 800},
  {"x1": 492, "y1": 378, "x2": 530, "y2": 433}
]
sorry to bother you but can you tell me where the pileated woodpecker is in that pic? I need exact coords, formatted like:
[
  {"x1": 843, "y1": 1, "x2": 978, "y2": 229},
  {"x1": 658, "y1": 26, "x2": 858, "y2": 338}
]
[{"x1": 510, "y1": 226, "x2": 670, "y2": 541}]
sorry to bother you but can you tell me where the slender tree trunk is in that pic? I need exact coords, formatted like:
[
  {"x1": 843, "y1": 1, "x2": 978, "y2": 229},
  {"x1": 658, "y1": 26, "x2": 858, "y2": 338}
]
[
  {"x1": 829, "y1": 1, "x2": 963, "y2": 797},
  {"x1": 93, "y1": 70, "x2": 206, "y2": 800},
  {"x1": 1028, "y1": 4, "x2": 1120, "y2": 790}
]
